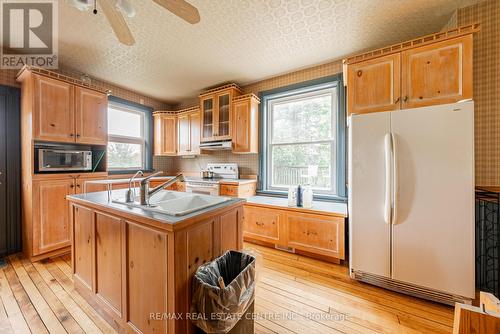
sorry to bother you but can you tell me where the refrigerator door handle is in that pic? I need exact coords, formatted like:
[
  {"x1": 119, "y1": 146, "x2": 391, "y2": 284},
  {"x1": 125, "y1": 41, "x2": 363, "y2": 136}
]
[
  {"x1": 384, "y1": 133, "x2": 392, "y2": 224},
  {"x1": 391, "y1": 133, "x2": 398, "y2": 225}
]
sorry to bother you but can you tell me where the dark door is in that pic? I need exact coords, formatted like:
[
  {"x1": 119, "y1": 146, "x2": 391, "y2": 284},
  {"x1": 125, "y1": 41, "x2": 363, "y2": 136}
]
[{"x1": 0, "y1": 86, "x2": 21, "y2": 256}]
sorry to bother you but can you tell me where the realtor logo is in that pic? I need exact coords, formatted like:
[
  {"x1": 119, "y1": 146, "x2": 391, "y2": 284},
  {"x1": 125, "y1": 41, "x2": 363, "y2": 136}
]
[{"x1": 0, "y1": 0, "x2": 58, "y2": 69}]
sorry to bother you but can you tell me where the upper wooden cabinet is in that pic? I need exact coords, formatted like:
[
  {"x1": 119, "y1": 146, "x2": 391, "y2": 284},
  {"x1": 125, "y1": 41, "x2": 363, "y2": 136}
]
[
  {"x1": 347, "y1": 53, "x2": 401, "y2": 115},
  {"x1": 33, "y1": 75, "x2": 75, "y2": 142},
  {"x1": 401, "y1": 35, "x2": 472, "y2": 109},
  {"x1": 199, "y1": 84, "x2": 241, "y2": 142},
  {"x1": 20, "y1": 70, "x2": 108, "y2": 145},
  {"x1": 232, "y1": 94, "x2": 260, "y2": 154},
  {"x1": 153, "y1": 113, "x2": 177, "y2": 156},
  {"x1": 177, "y1": 108, "x2": 201, "y2": 156},
  {"x1": 346, "y1": 31, "x2": 474, "y2": 115},
  {"x1": 75, "y1": 86, "x2": 108, "y2": 145},
  {"x1": 154, "y1": 107, "x2": 200, "y2": 157}
]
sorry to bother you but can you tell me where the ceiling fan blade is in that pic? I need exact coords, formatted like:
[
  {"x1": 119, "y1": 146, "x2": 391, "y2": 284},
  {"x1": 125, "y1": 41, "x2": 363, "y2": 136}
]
[
  {"x1": 99, "y1": 0, "x2": 135, "y2": 46},
  {"x1": 153, "y1": 0, "x2": 200, "y2": 24}
]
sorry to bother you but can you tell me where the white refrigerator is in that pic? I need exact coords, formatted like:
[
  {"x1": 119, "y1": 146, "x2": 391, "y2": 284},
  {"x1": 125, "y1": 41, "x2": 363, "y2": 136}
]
[{"x1": 348, "y1": 101, "x2": 475, "y2": 305}]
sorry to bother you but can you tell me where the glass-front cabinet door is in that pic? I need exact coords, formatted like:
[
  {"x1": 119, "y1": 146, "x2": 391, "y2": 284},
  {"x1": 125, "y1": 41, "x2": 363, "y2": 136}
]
[
  {"x1": 201, "y1": 96, "x2": 214, "y2": 141},
  {"x1": 217, "y1": 93, "x2": 231, "y2": 139}
]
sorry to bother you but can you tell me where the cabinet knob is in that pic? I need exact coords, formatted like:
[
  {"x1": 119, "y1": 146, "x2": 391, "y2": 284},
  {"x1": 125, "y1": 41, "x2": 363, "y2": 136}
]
[
  {"x1": 357, "y1": 70, "x2": 362, "y2": 77},
  {"x1": 76, "y1": 134, "x2": 81, "y2": 138},
  {"x1": 69, "y1": 133, "x2": 74, "y2": 137},
  {"x1": 394, "y1": 97, "x2": 400, "y2": 104},
  {"x1": 403, "y1": 96, "x2": 409, "y2": 102},
  {"x1": 50, "y1": 123, "x2": 55, "y2": 127},
  {"x1": 70, "y1": 184, "x2": 74, "y2": 188}
]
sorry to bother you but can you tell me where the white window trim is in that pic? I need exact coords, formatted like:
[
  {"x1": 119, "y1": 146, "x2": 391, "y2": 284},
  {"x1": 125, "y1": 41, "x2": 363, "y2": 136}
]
[
  {"x1": 107, "y1": 103, "x2": 146, "y2": 171},
  {"x1": 265, "y1": 86, "x2": 338, "y2": 195}
]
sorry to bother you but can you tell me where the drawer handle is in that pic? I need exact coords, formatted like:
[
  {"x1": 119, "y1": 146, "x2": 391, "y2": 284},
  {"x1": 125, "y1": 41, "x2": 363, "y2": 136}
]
[
  {"x1": 255, "y1": 221, "x2": 264, "y2": 227},
  {"x1": 306, "y1": 230, "x2": 318, "y2": 236}
]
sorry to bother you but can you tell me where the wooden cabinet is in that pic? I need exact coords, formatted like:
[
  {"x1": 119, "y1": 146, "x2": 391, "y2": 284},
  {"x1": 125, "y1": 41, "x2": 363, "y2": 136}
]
[
  {"x1": 127, "y1": 222, "x2": 168, "y2": 334},
  {"x1": 232, "y1": 94, "x2": 260, "y2": 154},
  {"x1": 286, "y1": 212, "x2": 344, "y2": 259},
  {"x1": 243, "y1": 206, "x2": 284, "y2": 245},
  {"x1": 401, "y1": 35, "x2": 472, "y2": 109},
  {"x1": 95, "y1": 212, "x2": 124, "y2": 317},
  {"x1": 154, "y1": 108, "x2": 200, "y2": 157},
  {"x1": 33, "y1": 75, "x2": 75, "y2": 142},
  {"x1": 72, "y1": 204, "x2": 94, "y2": 291},
  {"x1": 75, "y1": 86, "x2": 108, "y2": 145},
  {"x1": 32, "y1": 73, "x2": 108, "y2": 144},
  {"x1": 32, "y1": 178, "x2": 74, "y2": 256},
  {"x1": 177, "y1": 108, "x2": 201, "y2": 156},
  {"x1": 200, "y1": 85, "x2": 241, "y2": 142},
  {"x1": 153, "y1": 113, "x2": 177, "y2": 156},
  {"x1": 347, "y1": 53, "x2": 401, "y2": 115},
  {"x1": 346, "y1": 33, "x2": 473, "y2": 115},
  {"x1": 220, "y1": 182, "x2": 257, "y2": 198},
  {"x1": 243, "y1": 203, "x2": 346, "y2": 261}
]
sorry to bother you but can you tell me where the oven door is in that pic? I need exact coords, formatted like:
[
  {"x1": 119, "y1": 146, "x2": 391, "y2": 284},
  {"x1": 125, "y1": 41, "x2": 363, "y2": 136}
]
[
  {"x1": 185, "y1": 182, "x2": 220, "y2": 196},
  {"x1": 39, "y1": 149, "x2": 92, "y2": 172}
]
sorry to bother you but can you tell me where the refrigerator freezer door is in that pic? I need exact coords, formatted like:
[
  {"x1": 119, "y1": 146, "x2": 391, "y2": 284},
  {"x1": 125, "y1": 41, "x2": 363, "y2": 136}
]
[
  {"x1": 349, "y1": 111, "x2": 391, "y2": 278},
  {"x1": 391, "y1": 101, "x2": 475, "y2": 298}
]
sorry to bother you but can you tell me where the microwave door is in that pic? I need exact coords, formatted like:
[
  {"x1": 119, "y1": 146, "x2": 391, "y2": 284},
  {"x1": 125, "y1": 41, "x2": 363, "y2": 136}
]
[{"x1": 39, "y1": 150, "x2": 92, "y2": 171}]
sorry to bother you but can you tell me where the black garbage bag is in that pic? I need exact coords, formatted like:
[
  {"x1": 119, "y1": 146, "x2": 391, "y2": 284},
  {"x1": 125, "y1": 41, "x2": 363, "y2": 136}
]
[{"x1": 190, "y1": 250, "x2": 256, "y2": 333}]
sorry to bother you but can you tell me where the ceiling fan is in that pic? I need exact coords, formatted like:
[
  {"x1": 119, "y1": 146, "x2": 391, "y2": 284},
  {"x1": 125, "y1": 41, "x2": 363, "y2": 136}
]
[{"x1": 69, "y1": 0, "x2": 200, "y2": 46}]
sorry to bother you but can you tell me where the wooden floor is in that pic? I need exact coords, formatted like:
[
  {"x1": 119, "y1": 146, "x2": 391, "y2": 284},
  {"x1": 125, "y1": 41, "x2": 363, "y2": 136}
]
[{"x1": 0, "y1": 243, "x2": 454, "y2": 334}]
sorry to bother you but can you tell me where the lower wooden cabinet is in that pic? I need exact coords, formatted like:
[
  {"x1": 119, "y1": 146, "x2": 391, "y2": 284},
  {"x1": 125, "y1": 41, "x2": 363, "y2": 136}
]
[
  {"x1": 243, "y1": 204, "x2": 345, "y2": 261},
  {"x1": 70, "y1": 200, "x2": 243, "y2": 334},
  {"x1": 220, "y1": 182, "x2": 257, "y2": 198},
  {"x1": 286, "y1": 211, "x2": 344, "y2": 259},
  {"x1": 73, "y1": 205, "x2": 93, "y2": 290},
  {"x1": 32, "y1": 178, "x2": 74, "y2": 256}
]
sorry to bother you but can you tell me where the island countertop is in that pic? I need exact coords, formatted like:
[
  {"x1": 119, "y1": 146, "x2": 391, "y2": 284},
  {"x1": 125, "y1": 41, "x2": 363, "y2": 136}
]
[{"x1": 66, "y1": 188, "x2": 245, "y2": 232}]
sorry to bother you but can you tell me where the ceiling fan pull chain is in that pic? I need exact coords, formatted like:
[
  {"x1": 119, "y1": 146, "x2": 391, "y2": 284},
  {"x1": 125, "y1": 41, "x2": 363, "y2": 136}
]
[{"x1": 93, "y1": 0, "x2": 97, "y2": 14}]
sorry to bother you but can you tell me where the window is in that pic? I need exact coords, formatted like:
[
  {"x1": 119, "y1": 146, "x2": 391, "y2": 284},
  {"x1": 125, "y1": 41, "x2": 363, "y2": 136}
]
[
  {"x1": 260, "y1": 76, "x2": 346, "y2": 199},
  {"x1": 107, "y1": 96, "x2": 153, "y2": 172}
]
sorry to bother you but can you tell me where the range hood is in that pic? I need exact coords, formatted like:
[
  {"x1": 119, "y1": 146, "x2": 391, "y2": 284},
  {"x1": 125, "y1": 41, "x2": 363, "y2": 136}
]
[{"x1": 199, "y1": 140, "x2": 232, "y2": 151}]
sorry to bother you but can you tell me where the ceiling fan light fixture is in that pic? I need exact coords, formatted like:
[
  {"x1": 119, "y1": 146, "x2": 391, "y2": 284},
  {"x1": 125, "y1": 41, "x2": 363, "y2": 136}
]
[{"x1": 115, "y1": 0, "x2": 136, "y2": 18}]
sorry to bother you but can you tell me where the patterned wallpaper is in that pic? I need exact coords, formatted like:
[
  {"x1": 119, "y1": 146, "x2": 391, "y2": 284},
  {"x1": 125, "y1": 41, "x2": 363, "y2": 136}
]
[{"x1": 454, "y1": 0, "x2": 500, "y2": 186}]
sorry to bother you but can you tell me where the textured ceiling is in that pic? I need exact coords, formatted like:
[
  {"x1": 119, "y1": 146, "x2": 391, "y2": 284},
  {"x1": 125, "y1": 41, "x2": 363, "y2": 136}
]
[{"x1": 57, "y1": 0, "x2": 479, "y2": 102}]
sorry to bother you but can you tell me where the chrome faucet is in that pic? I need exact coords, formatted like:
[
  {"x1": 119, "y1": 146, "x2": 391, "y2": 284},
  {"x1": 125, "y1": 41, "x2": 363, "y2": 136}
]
[
  {"x1": 140, "y1": 172, "x2": 185, "y2": 206},
  {"x1": 125, "y1": 170, "x2": 144, "y2": 203}
]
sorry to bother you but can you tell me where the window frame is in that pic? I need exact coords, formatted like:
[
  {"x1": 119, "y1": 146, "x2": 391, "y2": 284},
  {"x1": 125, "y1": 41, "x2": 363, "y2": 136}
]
[
  {"x1": 258, "y1": 74, "x2": 346, "y2": 202},
  {"x1": 107, "y1": 96, "x2": 153, "y2": 174}
]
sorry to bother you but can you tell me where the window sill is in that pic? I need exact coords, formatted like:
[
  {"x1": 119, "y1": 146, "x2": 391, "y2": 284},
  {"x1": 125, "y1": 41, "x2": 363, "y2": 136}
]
[{"x1": 256, "y1": 190, "x2": 347, "y2": 203}]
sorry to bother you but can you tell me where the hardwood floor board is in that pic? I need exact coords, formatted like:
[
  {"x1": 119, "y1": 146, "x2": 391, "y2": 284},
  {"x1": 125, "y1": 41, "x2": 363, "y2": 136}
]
[
  {"x1": 248, "y1": 243, "x2": 452, "y2": 320},
  {"x1": 255, "y1": 322, "x2": 278, "y2": 334},
  {"x1": 260, "y1": 266, "x2": 452, "y2": 334},
  {"x1": 257, "y1": 287, "x2": 370, "y2": 334},
  {"x1": 12, "y1": 255, "x2": 84, "y2": 334},
  {"x1": 7, "y1": 255, "x2": 67, "y2": 334},
  {"x1": 259, "y1": 257, "x2": 453, "y2": 328},
  {"x1": 2, "y1": 262, "x2": 49, "y2": 333},
  {"x1": 31, "y1": 261, "x2": 103, "y2": 334},
  {"x1": 44, "y1": 261, "x2": 116, "y2": 334}
]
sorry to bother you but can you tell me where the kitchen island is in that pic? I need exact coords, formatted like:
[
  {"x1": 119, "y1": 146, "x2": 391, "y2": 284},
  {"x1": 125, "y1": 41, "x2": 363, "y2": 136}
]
[{"x1": 66, "y1": 189, "x2": 245, "y2": 334}]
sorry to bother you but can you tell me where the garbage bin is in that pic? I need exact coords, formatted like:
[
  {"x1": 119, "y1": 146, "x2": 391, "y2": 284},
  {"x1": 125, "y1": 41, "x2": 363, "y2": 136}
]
[{"x1": 190, "y1": 250, "x2": 256, "y2": 334}]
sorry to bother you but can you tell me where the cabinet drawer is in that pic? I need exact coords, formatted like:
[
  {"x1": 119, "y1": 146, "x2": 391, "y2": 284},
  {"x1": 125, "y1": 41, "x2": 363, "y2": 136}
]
[
  {"x1": 220, "y1": 184, "x2": 238, "y2": 197},
  {"x1": 243, "y1": 206, "x2": 281, "y2": 243},
  {"x1": 286, "y1": 212, "x2": 344, "y2": 259}
]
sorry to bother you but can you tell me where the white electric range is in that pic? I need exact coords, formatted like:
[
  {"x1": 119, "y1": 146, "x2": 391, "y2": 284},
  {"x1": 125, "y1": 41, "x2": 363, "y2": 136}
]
[{"x1": 185, "y1": 163, "x2": 239, "y2": 196}]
